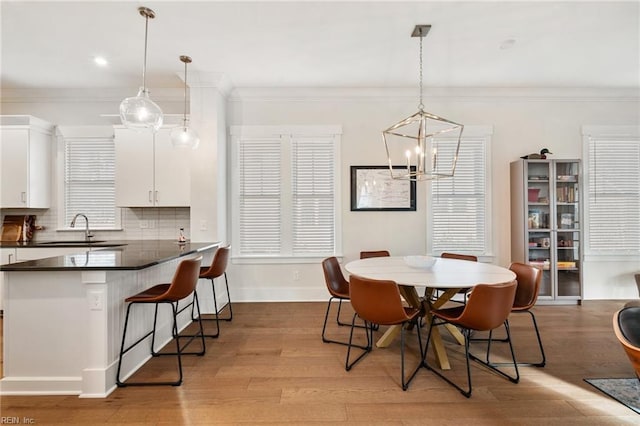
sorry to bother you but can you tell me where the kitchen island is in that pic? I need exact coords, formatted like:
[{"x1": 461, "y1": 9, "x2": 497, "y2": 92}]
[{"x1": 0, "y1": 240, "x2": 219, "y2": 397}]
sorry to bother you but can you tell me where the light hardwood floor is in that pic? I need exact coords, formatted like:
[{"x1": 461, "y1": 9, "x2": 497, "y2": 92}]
[{"x1": 1, "y1": 300, "x2": 638, "y2": 424}]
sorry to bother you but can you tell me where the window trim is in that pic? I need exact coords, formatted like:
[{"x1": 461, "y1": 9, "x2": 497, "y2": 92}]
[
  {"x1": 582, "y1": 125, "x2": 640, "y2": 260},
  {"x1": 230, "y1": 125, "x2": 342, "y2": 263},
  {"x1": 56, "y1": 126, "x2": 122, "y2": 231},
  {"x1": 426, "y1": 125, "x2": 493, "y2": 259}
]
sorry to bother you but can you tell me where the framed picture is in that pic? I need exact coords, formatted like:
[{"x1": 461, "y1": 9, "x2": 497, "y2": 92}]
[{"x1": 350, "y1": 165, "x2": 416, "y2": 211}]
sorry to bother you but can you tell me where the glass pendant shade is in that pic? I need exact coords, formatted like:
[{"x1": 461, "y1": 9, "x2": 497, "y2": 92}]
[
  {"x1": 171, "y1": 55, "x2": 199, "y2": 149},
  {"x1": 120, "y1": 7, "x2": 163, "y2": 132},
  {"x1": 171, "y1": 124, "x2": 200, "y2": 149},
  {"x1": 119, "y1": 87, "x2": 163, "y2": 132}
]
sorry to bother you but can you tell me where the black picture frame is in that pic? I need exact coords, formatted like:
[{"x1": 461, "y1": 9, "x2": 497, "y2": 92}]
[{"x1": 350, "y1": 165, "x2": 417, "y2": 211}]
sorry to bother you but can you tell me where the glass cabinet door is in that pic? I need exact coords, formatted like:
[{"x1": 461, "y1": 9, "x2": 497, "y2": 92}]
[
  {"x1": 525, "y1": 161, "x2": 552, "y2": 298},
  {"x1": 555, "y1": 161, "x2": 581, "y2": 298}
]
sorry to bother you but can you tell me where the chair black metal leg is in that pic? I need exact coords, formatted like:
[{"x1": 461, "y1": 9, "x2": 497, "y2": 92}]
[
  {"x1": 216, "y1": 273, "x2": 233, "y2": 321},
  {"x1": 400, "y1": 317, "x2": 423, "y2": 391},
  {"x1": 423, "y1": 319, "x2": 473, "y2": 397},
  {"x1": 191, "y1": 278, "x2": 221, "y2": 338},
  {"x1": 323, "y1": 298, "x2": 369, "y2": 349},
  {"x1": 345, "y1": 314, "x2": 372, "y2": 371},
  {"x1": 527, "y1": 310, "x2": 546, "y2": 367},
  {"x1": 159, "y1": 296, "x2": 207, "y2": 356},
  {"x1": 481, "y1": 311, "x2": 546, "y2": 367},
  {"x1": 117, "y1": 301, "x2": 185, "y2": 387},
  {"x1": 469, "y1": 320, "x2": 520, "y2": 384}
]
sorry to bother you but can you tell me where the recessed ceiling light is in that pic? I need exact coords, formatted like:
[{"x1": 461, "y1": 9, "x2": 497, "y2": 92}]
[
  {"x1": 500, "y1": 39, "x2": 516, "y2": 50},
  {"x1": 93, "y1": 56, "x2": 108, "y2": 67}
]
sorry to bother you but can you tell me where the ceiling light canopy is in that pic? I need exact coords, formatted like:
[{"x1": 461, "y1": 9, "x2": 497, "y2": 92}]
[
  {"x1": 382, "y1": 25, "x2": 463, "y2": 182},
  {"x1": 171, "y1": 55, "x2": 200, "y2": 150},
  {"x1": 119, "y1": 6, "x2": 163, "y2": 132}
]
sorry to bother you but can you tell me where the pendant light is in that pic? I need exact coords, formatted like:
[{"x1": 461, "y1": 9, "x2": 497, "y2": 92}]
[
  {"x1": 171, "y1": 55, "x2": 200, "y2": 149},
  {"x1": 119, "y1": 7, "x2": 163, "y2": 132},
  {"x1": 382, "y1": 25, "x2": 463, "y2": 181}
]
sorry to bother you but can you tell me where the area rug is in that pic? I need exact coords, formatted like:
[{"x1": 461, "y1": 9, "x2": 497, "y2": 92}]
[{"x1": 584, "y1": 378, "x2": 640, "y2": 414}]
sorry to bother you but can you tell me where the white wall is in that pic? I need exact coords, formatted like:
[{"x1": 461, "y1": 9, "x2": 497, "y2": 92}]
[
  {"x1": 226, "y1": 87, "x2": 640, "y2": 301},
  {"x1": 2, "y1": 86, "x2": 639, "y2": 302}
]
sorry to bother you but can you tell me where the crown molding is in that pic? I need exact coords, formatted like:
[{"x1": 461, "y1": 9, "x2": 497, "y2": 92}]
[
  {"x1": 1, "y1": 86, "x2": 638, "y2": 104},
  {"x1": 228, "y1": 87, "x2": 640, "y2": 103}
]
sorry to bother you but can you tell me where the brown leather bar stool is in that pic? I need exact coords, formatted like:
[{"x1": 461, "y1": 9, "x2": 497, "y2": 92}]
[
  {"x1": 116, "y1": 256, "x2": 205, "y2": 387},
  {"x1": 195, "y1": 245, "x2": 231, "y2": 338}
]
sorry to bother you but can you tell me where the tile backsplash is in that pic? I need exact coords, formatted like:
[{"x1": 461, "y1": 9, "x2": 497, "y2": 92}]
[{"x1": 1, "y1": 207, "x2": 190, "y2": 242}]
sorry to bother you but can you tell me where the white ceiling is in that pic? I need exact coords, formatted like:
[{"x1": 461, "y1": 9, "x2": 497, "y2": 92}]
[{"x1": 1, "y1": 1, "x2": 639, "y2": 91}]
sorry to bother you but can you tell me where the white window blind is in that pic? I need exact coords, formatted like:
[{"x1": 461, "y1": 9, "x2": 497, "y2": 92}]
[
  {"x1": 63, "y1": 134, "x2": 118, "y2": 229},
  {"x1": 232, "y1": 126, "x2": 341, "y2": 259},
  {"x1": 238, "y1": 137, "x2": 282, "y2": 255},
  {"x1": 292, "y1": 137, "x2": 335, "y2": 255},
  {"x1": 585, "y1": 137, "x2": 640, "y2": 254},
  {"x1": 428, "y1": 131, "x2": 491, "y2": 256}
]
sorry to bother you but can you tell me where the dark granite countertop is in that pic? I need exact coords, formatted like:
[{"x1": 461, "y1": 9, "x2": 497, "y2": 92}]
[
  {"x1": 0, "y1": 240, "x2": 220, "y2": 271},
  {"x1": 0, "y1": 239, "x2": 133, "y2": 248}
]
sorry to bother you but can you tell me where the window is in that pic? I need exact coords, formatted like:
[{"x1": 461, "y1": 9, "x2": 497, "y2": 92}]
[
  {"x1": 58, "y1": 126, "x2": 120, "y2": 230},
  {"x1": 427, "y1": 126, "x2": 493, "y2": 257},
  {"x1": 231, "y1": 125, "x2": 342, "y2": 260},
  {"x1": 583, "y1": 126, "x2": 640, "y2": 256}
]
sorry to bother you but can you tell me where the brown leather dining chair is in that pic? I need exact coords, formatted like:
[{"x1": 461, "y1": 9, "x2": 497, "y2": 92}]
[
  {"x1": 321, "y1": 257, "x2": 368, "y2": 347},
  {"x1": 346, "y1": 275, "x2": 424, "y2": 390},
  {"x1": 116, "y1": 256, "x2": 205, "y2": 387},
  {"x1": 360, "y1": 250, "x2": 390, "y2": 259},
  {"x1": 423, "y1": 280, "x2": 519, "y2": 397},
  {"x1": 429, "y1": 252, "x2": 478, "y2": 304},
  {"x1": 479, "y1": 262, "x2": 545, "y2": 367},
  {"x1": 195, "y1": 245, "x2": 231, "y2": 338}
]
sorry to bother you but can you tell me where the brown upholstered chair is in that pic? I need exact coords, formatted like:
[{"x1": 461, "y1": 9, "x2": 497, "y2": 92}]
[
  {"x1": 431, "y1": 252, "x2": 478, "y2": 303},
  {"x1": 321, "y1": 257, "x2": 368, "y2": 347},
  {"x1": 360, "y1": 250, "x2": 390, "y2": 259},
  {"x1": 614, "y1": 306, "x2": 640, "y2": 380},
  {"x1": 116, "y1": 256, "x2": 205, "y2": 387},
  {"x1": 441, "y1": 252, "x2": 478, "y2": 262},
  {"x1": 424, "y1": 280, "x2": 519, "y2": 397},
  {"x1": 346, "y1": 275, "x2": 423, "y2": 390},
  {"x1": 507, "y1": 262, "x2": 545, "y2": 366},
  {"x1": 196, "y1": 245, "x2": 231, "y2": 338},
  {"x1": 479, "y1": 262, "x2": 545, "y2": 366}
]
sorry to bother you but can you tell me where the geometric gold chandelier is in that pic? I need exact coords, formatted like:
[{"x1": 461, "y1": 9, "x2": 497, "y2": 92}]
[{"x1": 383, "y1": 25, "x2": 464, "y2": 181}]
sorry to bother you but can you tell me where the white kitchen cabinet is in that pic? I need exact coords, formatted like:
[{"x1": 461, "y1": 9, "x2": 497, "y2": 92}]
[
  {"x1": 114, "y1": 126, "x2": 190, "y2": 207},
  {"x1": 0, "y1": 115, "x2": 53, "y2": 208}
]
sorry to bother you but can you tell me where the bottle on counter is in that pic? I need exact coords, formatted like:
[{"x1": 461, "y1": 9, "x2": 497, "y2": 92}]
[{"x1": 178, "y1": 227, "x2": 187, "y2": 244}]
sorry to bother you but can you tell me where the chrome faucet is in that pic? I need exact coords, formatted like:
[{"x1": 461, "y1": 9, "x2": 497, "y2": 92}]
[{"x1": 70, "y1": 213, "x2": 94, "y2": 242}]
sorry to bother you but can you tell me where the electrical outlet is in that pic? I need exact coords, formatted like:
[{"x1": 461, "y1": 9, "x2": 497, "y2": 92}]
[
  {"x1": 88, "y1": 291, "x2": 103, "y2": 311},
  {"x1": 139, "y1": 220, "x2": 149, "y2": 229},
  {"x1": 293, "y1": 270, "x2": 300, "y2": 281},
  {"x1": 200, "y1": 220, "x2": 208, "y2": 231}
]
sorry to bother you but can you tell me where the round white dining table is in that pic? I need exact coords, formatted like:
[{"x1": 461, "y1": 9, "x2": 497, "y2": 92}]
[
  {"x1": 345, "y1": 256, "x2": 515, "y2": 289},
  {"x1": 344, "y1": 256, "x2": 516, "y2": 370}
]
